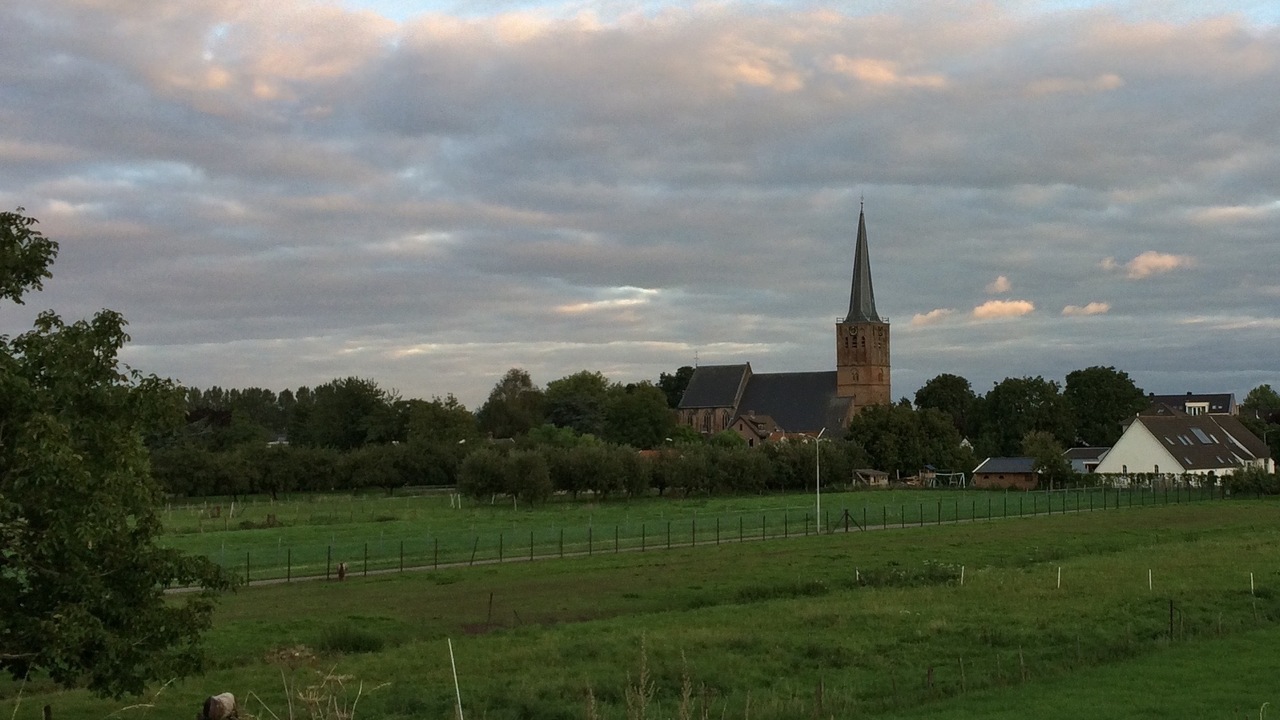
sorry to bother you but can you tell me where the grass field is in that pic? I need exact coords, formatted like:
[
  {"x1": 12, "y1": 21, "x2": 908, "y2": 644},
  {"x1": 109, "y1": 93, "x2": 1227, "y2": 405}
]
[
  {"x1": 158, "y1": 485, "x2": 1222, "y2": 582},
  {"x1": 3, "y1": 494, "x2": 1278, "y2": 720}
]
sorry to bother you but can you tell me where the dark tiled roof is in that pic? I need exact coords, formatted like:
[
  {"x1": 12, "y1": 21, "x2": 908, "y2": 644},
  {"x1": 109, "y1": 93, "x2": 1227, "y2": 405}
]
[
  {"x1": 1147, "y1": 393, "x2": 1236, "y2": 414},
  {"x1": 736, "y1": 371, "x2": 852, "y2": 434},
  {"x1": 974, "y1": 457, "x2": 1038, "y2": 474},
  {"x1": 678, "y1": 364, "x2": 751, "y2": 409},
  {"x1": 1136, "y1": 415, "x2": 1268, "y2": 470},
  {"x1": 733, "y1": 413, "x2": 779, "y2": 439}
]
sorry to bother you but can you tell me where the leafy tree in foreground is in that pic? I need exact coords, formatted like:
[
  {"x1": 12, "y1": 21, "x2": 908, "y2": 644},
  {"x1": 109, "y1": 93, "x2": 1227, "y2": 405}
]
[{"x1": 0, "y1": 209, "x2": 230, "y2": 697}]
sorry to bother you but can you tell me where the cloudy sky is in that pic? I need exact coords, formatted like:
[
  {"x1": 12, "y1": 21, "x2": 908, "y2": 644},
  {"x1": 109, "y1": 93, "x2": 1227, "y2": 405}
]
[{"x1": 3, "y1": 0, "x2": 1277, "y2": 409}]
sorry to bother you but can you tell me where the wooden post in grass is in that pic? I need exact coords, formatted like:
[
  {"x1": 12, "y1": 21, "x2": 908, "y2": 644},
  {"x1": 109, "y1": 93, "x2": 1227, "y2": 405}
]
[
  {"x1": 326, "y1": 546, "x2": 331, "y2": 580},
  {"x1": 498, "y1": 533, "x2": 503, "y2": 563},
  {"x1": 469, "y1": 537, "x2": 478, "y2": 566}
]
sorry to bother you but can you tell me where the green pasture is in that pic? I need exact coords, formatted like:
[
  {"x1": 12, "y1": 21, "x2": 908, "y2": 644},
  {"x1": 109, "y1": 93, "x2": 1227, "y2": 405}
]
[
  {"x1": 159, "y1": 485, "x2": 1223, "y2": 582},
  {"x1": 5, "y1": 499, "x2": 1278, "y2": 720}
]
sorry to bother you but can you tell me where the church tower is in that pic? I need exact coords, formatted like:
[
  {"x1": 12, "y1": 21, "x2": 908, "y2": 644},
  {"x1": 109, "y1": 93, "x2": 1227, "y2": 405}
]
[{"x1": 835, "y1": 206, "x2": 891, "y2": 408}]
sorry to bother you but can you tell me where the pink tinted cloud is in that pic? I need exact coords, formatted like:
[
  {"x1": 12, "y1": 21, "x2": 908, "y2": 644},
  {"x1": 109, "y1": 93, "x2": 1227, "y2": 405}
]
[
  {"x1": 1101, "y1": 251, "x2": 1196, "y2": 279},
  {"x1": 973, "y1": 299, "x2": 1035, "y2": 319},
  {"x1": 910, "y1": 308, "x2": 955, "y2": 326}
]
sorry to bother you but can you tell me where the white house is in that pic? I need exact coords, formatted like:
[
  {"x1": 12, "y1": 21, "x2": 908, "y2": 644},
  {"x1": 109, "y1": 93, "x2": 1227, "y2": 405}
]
[{"x1": 1094, "y1": 414, "x2": 1274, "y2": 477}]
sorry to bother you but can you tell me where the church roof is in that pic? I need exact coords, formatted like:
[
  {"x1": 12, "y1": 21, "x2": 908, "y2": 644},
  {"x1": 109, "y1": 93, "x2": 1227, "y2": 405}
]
[
  {"x1": 736, "y1": 371, "x2": 852, "y2": 434},
  {"x1": 678, "y1": 363, "x2": 751, "y2": 408},
  {"x1": 844, "y1": 208, "x2": 882, "y2": 324}
]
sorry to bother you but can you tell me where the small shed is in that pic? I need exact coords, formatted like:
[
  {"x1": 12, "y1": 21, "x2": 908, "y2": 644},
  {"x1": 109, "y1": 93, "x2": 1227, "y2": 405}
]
[
  {"x1": 853, "y1": 468, "x2": 889, "y2": 488},
  {"x1": 972, "y1": 457, "x2": 1040, "y2": 490}
]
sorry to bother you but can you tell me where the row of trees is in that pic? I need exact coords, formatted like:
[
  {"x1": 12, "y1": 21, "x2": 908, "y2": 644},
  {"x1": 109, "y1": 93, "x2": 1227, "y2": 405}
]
[
  {"x1": 166, "y1": 365, "x2": 1280, "y2": 499},
  {"x1": 458, "y1": 438, "x2": 871, "y2": 503}
]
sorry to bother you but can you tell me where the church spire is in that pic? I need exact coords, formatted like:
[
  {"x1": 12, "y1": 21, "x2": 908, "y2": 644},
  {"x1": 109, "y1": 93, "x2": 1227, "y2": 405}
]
[{"x1": 844, "y1": 206, "x2": 881, "y2": 323}]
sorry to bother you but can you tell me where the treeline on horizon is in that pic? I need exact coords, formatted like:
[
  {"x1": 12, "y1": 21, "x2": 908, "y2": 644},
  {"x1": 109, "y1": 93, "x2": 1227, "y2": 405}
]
[{"x1": 151, "y1": 366, "x2": 1280, "y2": 501}]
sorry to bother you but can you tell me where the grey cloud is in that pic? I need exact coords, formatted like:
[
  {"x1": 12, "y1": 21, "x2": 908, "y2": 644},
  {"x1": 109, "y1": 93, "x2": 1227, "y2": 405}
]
[{"x1": 3, "y1": 1, "x2": 1278, "y2": 408}]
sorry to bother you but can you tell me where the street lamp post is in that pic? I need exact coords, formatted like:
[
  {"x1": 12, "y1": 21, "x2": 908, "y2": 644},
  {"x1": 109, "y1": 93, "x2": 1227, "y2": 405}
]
[{"x1": 815, "y1": 427, "x2": 826, "y2": 526}]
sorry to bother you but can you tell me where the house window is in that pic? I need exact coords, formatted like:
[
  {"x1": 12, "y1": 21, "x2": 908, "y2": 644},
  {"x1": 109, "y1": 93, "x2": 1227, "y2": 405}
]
[
  {"x1": 1153, "y1": 464, "x2": 1159, "y2": 474},
  {"x1": 1122, "y1": 465, "x2": 1128, "y2": 474}
]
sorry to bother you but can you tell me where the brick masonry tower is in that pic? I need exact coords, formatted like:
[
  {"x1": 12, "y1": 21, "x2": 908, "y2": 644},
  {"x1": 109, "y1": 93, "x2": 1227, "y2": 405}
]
[{"x1": 835, "y1": 206, "x2": 891, "y2": 408}]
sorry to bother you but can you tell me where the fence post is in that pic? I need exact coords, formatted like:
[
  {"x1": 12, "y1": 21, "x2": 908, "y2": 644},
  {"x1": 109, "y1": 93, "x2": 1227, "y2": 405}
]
[
  {"x1": 499, "y1": 533, "x2": 504, "y2": 563},
  {"x1": 469, "y1": 537, "x2": 478, "y2": 566}
]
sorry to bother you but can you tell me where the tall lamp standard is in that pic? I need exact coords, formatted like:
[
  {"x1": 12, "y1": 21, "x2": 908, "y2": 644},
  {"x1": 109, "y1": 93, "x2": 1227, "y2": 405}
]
[{"x1": 815, "y1": 427, "x2": 826, "y2": 527}]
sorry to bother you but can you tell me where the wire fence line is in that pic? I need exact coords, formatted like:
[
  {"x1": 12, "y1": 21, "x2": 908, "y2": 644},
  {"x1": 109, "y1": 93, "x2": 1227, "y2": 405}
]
[{"x1": 167, "y1": 483, "x2": 1243, "y2": 589}]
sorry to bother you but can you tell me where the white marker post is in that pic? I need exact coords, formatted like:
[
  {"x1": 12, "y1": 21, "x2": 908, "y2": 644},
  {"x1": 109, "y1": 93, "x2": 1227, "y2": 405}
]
[
  {"x1": 1148, "y1": 569, "x2": 1153, "y2": 591},
  {"x1": 449, "y1": 638, "x2": 464, "y2": 720},
  {"x1": 1057, "y1": 566, "x2": 1062, "y2": 590}
]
